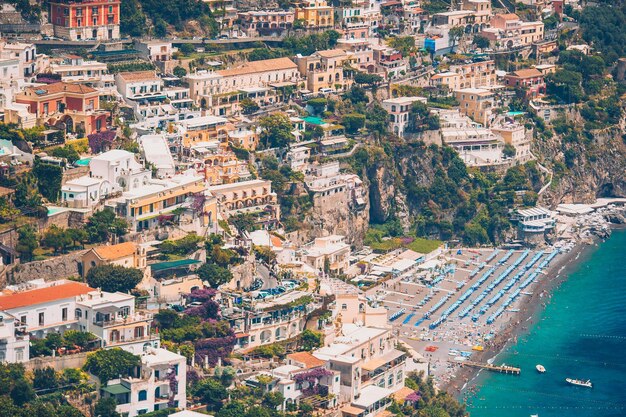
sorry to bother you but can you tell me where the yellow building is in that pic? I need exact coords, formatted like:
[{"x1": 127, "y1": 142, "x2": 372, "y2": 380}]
[
  {"x1": 177, "y1": 115, "x2": 234, "y2": 148},
  {"x1": 106, "y1": 173, "x2": 217, "y2": 232},
  {"x1": 455, "y1": 88, "x2": 495, "y2": 127},
  {"x1": 295, "y1": 0, "x2": 334, "y2": 28},
  {"x1": 295, "y1": 49, "x2": 354, "y2": 92},
  {"x1": 81, "y1": 241, "x2": 147, "y2": 278},
  {"x1": 202, "y1": 151, "x2": 251, "y2": 185}
]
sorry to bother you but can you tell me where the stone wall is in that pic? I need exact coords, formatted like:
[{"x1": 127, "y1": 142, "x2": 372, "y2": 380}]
[
  {"x1": 2, "y1": 249, "x2": 87, "y2": 289},
  {"x1": 25, "y1": 351, "x2": 89, "y2": 372}
]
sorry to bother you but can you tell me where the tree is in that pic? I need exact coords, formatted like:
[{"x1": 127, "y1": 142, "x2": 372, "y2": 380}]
[
  {"x1": 84, "y1": 348, "x2": 140, "y2": 383},
  {"x1": 448, "y1": 26, "x2": 464, "y2": 46},
  {"x1": 179, "y1": 43, "x2": 195, "y2": 55},
  {"x1": 388, "y1": 36, "x2": 415, "y2": 56},
  {"x1": 86, "y1": 264, "x2": 143, "y2": 293},
  {"x1": 42, "y1": 225, "x2": 72, "y2": 253},
  {"x1": 502, "y1": 143, "x2": 516, "y2": 158},
  {"x1": 85, "y1": 209, "x2": 128, "y2": 242},
  {"x1": 33, "y1": 367, "x2": 58, "y2": 391},
  {"x1": 16, "y1": 225, "x2": 38, "y2": 262},
  {"x1": 546, "y1": 69, "x2": 584, "y2": 103},
  {"x1": 50, "y1": 145, "x2": 80, "y2": 164},
  {"x1": 196, "y1": 263, "x2": 233, "y2": 289},
  {"x1": 120, "y1": 0, "x2": 146, "y2": 37},
  {"x1": 342, "y1": 113, "x2": 366, "y2": 133},
  {"x1": 365, "y1": 104, "x2": 389, "y2": 136},
  {"x1": 154, "y1": 18, "x2": 167, "y2": 37},
  {"x1": 14, "y1": 173, "x2": 44, "y2": 215},
  {"x1": 259, "y1": 113, "x2": 294, "y2": 149},
  {"x1": 194, "y1": 378, "x2": 227, "y2": 411},
  {"x1": 66, "y1": 228, "x2": 88, "y2": 248},
  {"x1": 300, "y1": 329, "x2": 323, "y2": 351},
  {"x1": 173, "y1": 66, "x2": 187, "y2": 78},
  {"x1": 240, "y1": 98, "x2": 260, "y2": 115},
  {"x1": 354, "y1": 72, "x2": 382, "y2": 88},
  {"x1": 94, "y1": 397, "x2": 120, "y2": 417},
  {"x1": 33, "y1": 160, "x2": 63, "y2": 202},
  {"x1": 345, "y1": 86, "x2": 368, "y2": 105},
  {"x1": 10, "y1": 378, "x2": 35, "y2": 406},
  {"x1": 262, "y1": 392, "x2": 285, "y2": 409},
  {"x1": 472, "y1": 35, "x2": 490, "y2": 49},
  {"x1": 87, "y1": 130, "x2": 116, "y2": 154},
  {"x1": 307, "y1": 97, "x2": 327, "y2": 115}
]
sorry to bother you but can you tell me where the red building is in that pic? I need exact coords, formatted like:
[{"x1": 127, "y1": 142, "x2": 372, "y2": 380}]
[
  {"x1": 504, "y1": 68, "x2": 546, "y2": 99},
  {"x1": 49, "y1": 0, "x2": 120, "y2": 41},
  {"x1": 15, "y1": 82, "x2": 108, "y2": 135}
]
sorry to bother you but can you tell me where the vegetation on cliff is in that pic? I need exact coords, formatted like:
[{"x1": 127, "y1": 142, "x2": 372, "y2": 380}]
[{"x1": 350, "y1": 141, "x2": 543, "y2": 245}]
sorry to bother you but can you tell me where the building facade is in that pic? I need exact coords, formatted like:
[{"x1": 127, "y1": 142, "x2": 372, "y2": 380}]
[{"x1": 49, "y1": 0, "x2": 121, "y2": 41}]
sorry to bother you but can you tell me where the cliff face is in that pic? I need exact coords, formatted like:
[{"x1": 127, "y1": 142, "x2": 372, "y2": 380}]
[
  {"x1": 535, "y1": 127, "x2": 626, "y2": 206},
  {"x1": 290, "y1": 187, "x2": 371, "y2": 248}
]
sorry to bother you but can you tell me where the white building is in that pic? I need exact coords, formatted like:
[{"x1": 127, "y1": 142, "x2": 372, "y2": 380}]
[
  {"x1": 76, "y1": 290, "x2": 159, "y2": 354},
  {"x1": 0, "y1": 280, "x2": 92, "y2": 341},
  {"x1": 313, "y1": 323, "x2": 407, "y2": 406},
  {"x1": 0, "y1": 311, "x2": 29, "y2": 363},
  {"x1": 382, "y1": 96, "x2": 427, "y2": 137},
  {"x1": 138, "y1": 134, "x2": 176, "y2": 178},
  {"x1": 115, "y1": 71, "x2": 164, "y2": 102},
  {"x1": 49, "y1": 55, "x2": 112, "y2": 85},
  {"x1": 134, "y1": 40, "x2": 174, "y2": 63},
  {"x1": 62, "y1": 149, "x2": 150, "y2": 208},
  {"x1": 298, "y1": 235, "x2": 351, "y2": 275},
  {"x1": 100, "y1": 347, "x2": 187, "y2": 416},
  {"x1": 0, "y1": 40, "x2": 37, "y2": 77}
]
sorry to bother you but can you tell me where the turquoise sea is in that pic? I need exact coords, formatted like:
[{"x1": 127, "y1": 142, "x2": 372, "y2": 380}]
[{"x1": 464, "y1": 229, "x2": 626, "y2": 417}]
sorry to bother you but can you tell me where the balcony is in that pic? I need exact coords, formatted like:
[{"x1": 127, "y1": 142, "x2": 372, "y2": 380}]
[
  {"x1": 106, "y1": 332, "x2": 159, "y2": 347},
  {"x1": 93, "y1": 312, "x2": 153, "y2": 328}
]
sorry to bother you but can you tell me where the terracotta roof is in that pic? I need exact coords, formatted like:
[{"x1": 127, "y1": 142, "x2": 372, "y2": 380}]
[
  {"x1": 391, "y1": 386, "x2": 415, "y2": 402},
  {"x1": 374, "y1": 411, "x2": 393, "y2": 417},
  {"x1": 287, "y1": 351, "x2": 326, "y2": 369},
  {"x1": 512, "y1": 68, "x2": 543, "y2": 78},
  {"x1": 218, "y1": 57, "x2": 297, "y2": 77},
  {"x1": 27, "y1": 82, "x2": 97, "y2": 96},
  {"x1": 497, "y1": 13, "x2": 520, "y2": 20},
  {"x1": 92, "y1": 242, "x2": 137, "y2": 260},
  {"x1": 116, "y1": 71, "x2": 160, "y2": 82},
  {"x1": 270, "y1": 235, "x2": 283, "y2": 248},
  {"x1": 0, "y1": 282, "x2": 92, "y2": 310},
  {"x1": 316, "y1": 49, "x2": 347, "y2": 58}
]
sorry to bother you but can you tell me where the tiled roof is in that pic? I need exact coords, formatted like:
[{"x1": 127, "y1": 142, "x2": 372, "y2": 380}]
[
  {"x1": 218, "y1": 57, "x2": 297, "y2": 77},
  {"x1": 392, "y1": 386, "x2": 416, "y2": 402},
  {"x1": 92, "y1": 242, "x2": 137, "y2": 260},
  {"x1": 116, "y1": 71, "x2": 160, "y2": 82},
  {"x1": 512, "y1": 68, "x2": 543, "y2": 78},
  {"x1": 287, "y1": 351, "x2": 326, "y2": 369},
  {"x1": 316, "y1": 49, "x2": 347, "y2": 58},
  {"x1": 27, "y1": 82, "x2": 97, "y2": 96},
  {"x1": 498, "y1": 13, "x2": 520, "y2": 20},
  {"x1": 0, "y1": 282, "x2": 92, "y2": 310}
]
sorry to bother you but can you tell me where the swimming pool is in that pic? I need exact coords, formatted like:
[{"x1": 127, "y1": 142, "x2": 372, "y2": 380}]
[
  {"x1": 75, "y1": 158, "x2": 91, "y2": 167},
  {"x1": 506, "y1": 111, "x2": 525, "y2": 116}
]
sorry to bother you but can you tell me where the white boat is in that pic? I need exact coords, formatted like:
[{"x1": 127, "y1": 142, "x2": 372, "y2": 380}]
[
  {"x1": 536, "y1": 364, "x2": 546, "y2": 373},
  {"x1": 566, "y1": 378, "x2": 592, "y2": 388}
]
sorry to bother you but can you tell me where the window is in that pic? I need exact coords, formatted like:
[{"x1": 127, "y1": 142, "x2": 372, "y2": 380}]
[
  {"x1": 15, "y1": 348, "x2": 24, "y2": 362},
  {"x1": 62, "y1": 307, "x2": 68, "y2": 321},
  {"x1": 20, "y1": 315, "x2": 26, "y2": 325},
  {"x1": 75, "y1": 309, "x2": 82, "y2": 319},
  {"x1": 341, "y1": 304, "x2": 347, "y2": 310},
  {"x1": 38, "y1": 312, "x2": 45, "y2": 326},
  {"x1": 138, "y1": 390, "x2": 147, "y2": 401}
]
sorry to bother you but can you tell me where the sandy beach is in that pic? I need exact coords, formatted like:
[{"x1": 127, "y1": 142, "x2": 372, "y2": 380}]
[{"x1": 445, "y1": 239, "x2": 597, "y2": 398}]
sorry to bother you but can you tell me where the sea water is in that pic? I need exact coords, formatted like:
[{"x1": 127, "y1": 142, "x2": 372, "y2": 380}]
[{"x1": 464, "y1": 229, "x2": 626, "y2": 417}]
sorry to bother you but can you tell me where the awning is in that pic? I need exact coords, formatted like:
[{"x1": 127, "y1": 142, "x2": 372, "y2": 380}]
[
  {"x1": 102, "y1": 384, "x2": 131, "y2": 395},
  {"x1": 341, "y1": 405, "x2": 366, "y2": 416},
  {"x1": 352, "y1": 386, "x2": 394, "y2": 408},
  {"x1": 361, "y1": 349, "x2": 405, "y2": 371}
]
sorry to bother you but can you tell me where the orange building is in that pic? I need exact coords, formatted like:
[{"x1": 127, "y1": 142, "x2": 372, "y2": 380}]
[
  {"x1": 15, "y1": 82, "x2": 108, "y2": 135},
  {"x1": 49, "y1": 0, "x2": 120, "y2": 41}
]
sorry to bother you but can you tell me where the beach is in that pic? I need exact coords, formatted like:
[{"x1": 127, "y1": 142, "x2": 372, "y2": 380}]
[{"x1": 447, "y1": 239, "x2": 594, "y2": 397}]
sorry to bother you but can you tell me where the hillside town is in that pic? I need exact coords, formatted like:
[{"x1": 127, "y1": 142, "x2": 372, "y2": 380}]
[{"x1": 0, "y1": 0, "x2": 625, "y2": 416}]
